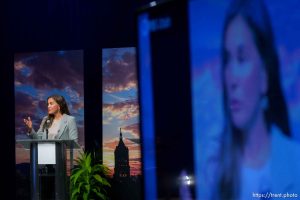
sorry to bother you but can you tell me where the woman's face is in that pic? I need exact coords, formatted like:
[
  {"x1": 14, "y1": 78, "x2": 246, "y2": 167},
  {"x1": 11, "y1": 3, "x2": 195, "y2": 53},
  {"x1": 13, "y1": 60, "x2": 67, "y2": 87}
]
[
  {"x1": 224, "y1": 15, "x2": 267, "y2": 131},
  {"x1": 47, "y1": 98, "x2": 61, "y2": 115}
]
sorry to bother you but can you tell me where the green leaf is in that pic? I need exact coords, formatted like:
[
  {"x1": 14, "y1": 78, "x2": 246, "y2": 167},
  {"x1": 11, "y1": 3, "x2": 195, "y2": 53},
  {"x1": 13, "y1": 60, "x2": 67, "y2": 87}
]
[
  {"x1": 83, "y1": 192, "x2": 89, "y2": 200},
  {"x1": 70, "y1": 150, "x2": 111, "y2": 200}
]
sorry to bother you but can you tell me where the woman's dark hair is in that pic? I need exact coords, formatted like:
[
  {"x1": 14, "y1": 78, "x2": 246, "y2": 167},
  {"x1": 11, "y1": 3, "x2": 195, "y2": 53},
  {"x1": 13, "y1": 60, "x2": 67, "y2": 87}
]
[
  {"x1": 218, "y1": 0, "x2": 290, "y2": 199},
  {"x1": 47, "y1": 94, "x2": 70, "y2": 115},
  {"x1": 43, "y1": 94, "x2": 70, "y2": 130}
]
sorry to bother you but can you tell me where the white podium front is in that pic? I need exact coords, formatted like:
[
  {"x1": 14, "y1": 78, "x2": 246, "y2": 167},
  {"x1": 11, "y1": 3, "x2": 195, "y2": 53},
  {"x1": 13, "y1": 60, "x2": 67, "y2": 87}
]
[{"x1": 38, "y1": 143, "x2": 56, "y2": 164}]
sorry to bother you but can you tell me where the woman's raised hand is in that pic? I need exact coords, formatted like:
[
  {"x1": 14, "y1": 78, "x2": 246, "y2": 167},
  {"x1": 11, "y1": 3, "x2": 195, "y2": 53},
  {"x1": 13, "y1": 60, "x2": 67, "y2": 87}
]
[{"x1": 23, "y1": 116, "x2": 33, "y2": 132}]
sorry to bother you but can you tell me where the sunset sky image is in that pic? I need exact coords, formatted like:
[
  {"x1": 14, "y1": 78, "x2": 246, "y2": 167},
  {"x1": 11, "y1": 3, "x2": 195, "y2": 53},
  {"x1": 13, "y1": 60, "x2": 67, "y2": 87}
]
[
  {"x1": 14, "y1": 50, "x2": 85, "y2": 164},
  {"x1": 102, "y1": 47, "x2": 142, "y2": 177}
]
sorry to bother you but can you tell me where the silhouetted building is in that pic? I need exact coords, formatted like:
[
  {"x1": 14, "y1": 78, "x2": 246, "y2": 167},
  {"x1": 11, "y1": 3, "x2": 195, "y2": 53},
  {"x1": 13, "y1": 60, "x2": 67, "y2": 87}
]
[{"x1": 114, "y1": 128, "x2": 130, "y2": 181}]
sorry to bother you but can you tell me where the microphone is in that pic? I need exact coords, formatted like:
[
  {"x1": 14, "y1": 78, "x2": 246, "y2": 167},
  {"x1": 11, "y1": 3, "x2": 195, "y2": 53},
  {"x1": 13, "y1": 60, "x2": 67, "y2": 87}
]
[{"x1": 45, "y1": 119, "x2": 51, "y2": 139}]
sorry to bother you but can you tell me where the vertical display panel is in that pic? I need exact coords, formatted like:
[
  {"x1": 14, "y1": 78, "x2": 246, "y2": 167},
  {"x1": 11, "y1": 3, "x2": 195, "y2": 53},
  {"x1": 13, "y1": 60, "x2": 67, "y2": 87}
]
[
  {"x1": 102, "y1": 47, "x2": 142, "y2": 200},
  {"x1": 14, "y1": 50, "x2": 85, "y2": 199},
  {"x1": 137, "y1": 1, "x2": 195, "y2": 199}
]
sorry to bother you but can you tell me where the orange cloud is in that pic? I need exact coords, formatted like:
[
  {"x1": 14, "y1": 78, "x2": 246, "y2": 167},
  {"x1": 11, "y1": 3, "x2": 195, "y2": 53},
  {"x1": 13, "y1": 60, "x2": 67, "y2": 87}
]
[
  {"x1": 14, "y1": 61, "x2": 26, "y2": 70},
  {"x1": 103, "y1": 137, "x2": 119, "y2": 150},
  {"x1": 122, "y1": 123, "x2": 140, "y2": 138},
  {"x1": 15, "y1": 147, "x2": 30, "y2": 164},
  {"x1": 103, "y1": 99, "x2": 139, "y2": 121},
  {"x1": 103, "y1": 50, "x2": 137, "y2": 93}
]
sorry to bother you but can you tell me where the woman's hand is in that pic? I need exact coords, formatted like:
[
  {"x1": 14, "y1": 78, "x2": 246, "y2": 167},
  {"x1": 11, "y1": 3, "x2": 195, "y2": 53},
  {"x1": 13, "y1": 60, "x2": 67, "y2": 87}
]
[{"x1": 23, "y1": 116, "x2": 33, "y2": 133}]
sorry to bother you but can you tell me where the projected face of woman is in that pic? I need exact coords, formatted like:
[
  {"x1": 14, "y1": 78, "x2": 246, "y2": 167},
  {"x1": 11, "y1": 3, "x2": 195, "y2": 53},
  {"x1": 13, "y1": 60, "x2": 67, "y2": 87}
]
[
  {"x1": 224, "y1": 15, "x2": 267, "y2": 131},
  {"x1": 47, "y1": 97, "x2": 61, "y2": 115}
]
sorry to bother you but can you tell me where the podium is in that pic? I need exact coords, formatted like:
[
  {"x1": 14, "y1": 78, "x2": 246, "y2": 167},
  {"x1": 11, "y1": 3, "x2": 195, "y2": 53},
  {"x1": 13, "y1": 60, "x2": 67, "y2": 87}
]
[{"x1": 16, "y1": 139, "x2": 80, "y2": 200}]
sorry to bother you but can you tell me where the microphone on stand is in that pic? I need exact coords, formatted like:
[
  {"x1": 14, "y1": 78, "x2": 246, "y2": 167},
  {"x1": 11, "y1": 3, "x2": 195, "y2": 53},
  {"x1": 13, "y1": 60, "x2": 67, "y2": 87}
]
[{"x1": 45, "y1": 119, "x2": 51, "y2": 139}]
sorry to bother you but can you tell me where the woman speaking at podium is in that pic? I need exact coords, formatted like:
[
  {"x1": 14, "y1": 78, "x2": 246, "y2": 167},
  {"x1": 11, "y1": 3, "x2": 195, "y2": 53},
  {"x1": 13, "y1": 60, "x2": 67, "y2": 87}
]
[
  {"x1": 23, "y1": 95, "x2": 79, "y2": 199},
  {"x1": 23, "y1": 94, "x2": 78, "y2": 142}
]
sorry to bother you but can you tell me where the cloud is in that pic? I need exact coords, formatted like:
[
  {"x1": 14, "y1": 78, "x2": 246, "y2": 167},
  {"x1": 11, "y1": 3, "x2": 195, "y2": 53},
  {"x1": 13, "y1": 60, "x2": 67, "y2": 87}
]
[
  {"x1": 15, "y1": 147, "x2": 30, "y2": 164},
  {"x1": 15, "y1": 92, "x2": 37, "y2": 116},
  {"x1": 122, "y1": 123, "x2": 140, "y2": 138},
  {"x1": 123, "y1": 138, "x2": 141, "y2": 151},
  {"x1": 14, "y1": 60, "x2": 26, "y2": 70},
  {"x1": 126, "y1": 138, "x2": 140, "y2": 144},
  {"x1": 130, "y1": 157, "x2": 142, "y2": 162},
  {"x1": 71, "y1": 101, "x2": 84, "y2": 113},
  {"x1": 15, "y1": 92, "x2": 42, "y2": 134},
  {"x1": 103, "y1": 117, "x2": 113, "y2": 125},
  {"x1": 126, "y1": 144, "x2": 141, "y2": 151},
  {"x1": 103, "y1": 98, "x2": 139, "y2": 121},
  {"x1": 65, "y1": 86, "x2": 81, "y2": 103},
  {"x1": 103, "y1": 136, "x2": 140, "y2": 152},
  {"x1": 128, "y1": 162, "x2": 142, "y2": 176},
  {"x1": 103, "y1": 137, "x2": 120, "y2": 150},
  {"x1": 14, "y1": 50, "x2": 84, "y2": 96},
  {"x1": 103, "y1": 50, "x2": 137, "y2": 93},
  {"x1": 106, "y1": 93, "x2": 128, "y2": 102}
]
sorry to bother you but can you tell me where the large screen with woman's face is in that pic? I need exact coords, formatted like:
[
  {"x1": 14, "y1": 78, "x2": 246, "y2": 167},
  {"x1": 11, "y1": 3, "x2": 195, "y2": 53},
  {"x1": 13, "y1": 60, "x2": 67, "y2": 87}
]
[
  {"x1": 190, "y1": 0, "x2": 300, "y2": 199},
  {"x1": 189, "y1": 0, "x2": 300, "y2": 199}
]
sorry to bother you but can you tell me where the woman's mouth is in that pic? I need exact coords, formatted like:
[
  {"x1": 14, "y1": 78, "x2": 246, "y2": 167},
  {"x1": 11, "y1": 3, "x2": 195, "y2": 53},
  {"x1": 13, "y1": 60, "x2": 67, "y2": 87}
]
[{"x1": 230, "y1": 99, "x2": 241, "y2": 112}]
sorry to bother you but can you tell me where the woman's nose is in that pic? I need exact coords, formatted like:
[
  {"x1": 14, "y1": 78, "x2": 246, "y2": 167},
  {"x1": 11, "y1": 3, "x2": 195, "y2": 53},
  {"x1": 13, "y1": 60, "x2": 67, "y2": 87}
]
[
  {"x1": 230, "y1": 79, "x2": 238, "y2": 91},
  {"x1": 227, "y1": 63, "x2": 239, "y2": 89},
  {"x1": 228, "y1": 61, "x2": 241, "y2": 78}
]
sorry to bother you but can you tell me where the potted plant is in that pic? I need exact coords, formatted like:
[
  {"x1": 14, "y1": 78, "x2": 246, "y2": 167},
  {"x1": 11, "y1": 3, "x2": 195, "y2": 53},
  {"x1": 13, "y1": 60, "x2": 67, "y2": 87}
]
[{"x1": 70, "y1": 150, "x2": 111, "y2": 200}]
